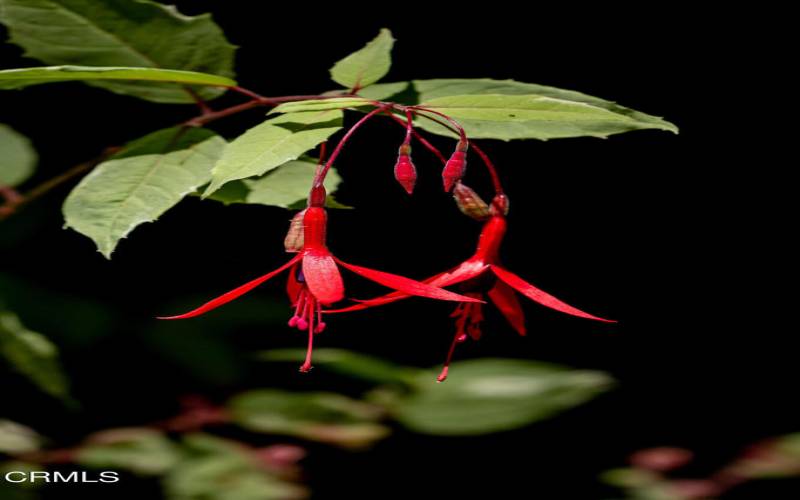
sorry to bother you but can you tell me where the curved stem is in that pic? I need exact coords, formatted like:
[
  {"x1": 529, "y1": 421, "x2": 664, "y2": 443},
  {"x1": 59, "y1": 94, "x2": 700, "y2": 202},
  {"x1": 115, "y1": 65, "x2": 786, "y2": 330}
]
[
  {"x1": 404, "y1": 109, "x2": 414, "y2": 145},
  {"x1": 411, "y1": 106, "x2": 469, "y2": 145},
  {"x1": 312, "y1": 104, "x2": 392, "y2": 188},
  {"x1": 383, "y1": 112, "x2": 447, "y2": 165},
  {"x1": 413, "y1": 110, "x2": 504, "y2": 194},
  {"x1": 469, "y1": 143, "x2": 504, "y2": 195}
]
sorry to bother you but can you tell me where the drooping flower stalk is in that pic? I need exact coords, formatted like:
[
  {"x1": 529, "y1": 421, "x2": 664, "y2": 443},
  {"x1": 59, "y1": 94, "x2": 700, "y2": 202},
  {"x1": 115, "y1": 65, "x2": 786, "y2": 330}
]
[
  {"x1": 312, "y1": 104, "x2": 393, "y2": 189},
  {"x1": 393, "y1": 110, "x2": 418, "y2": 194},
  {"x1": 410, "y1": 106, "x2": 471, "y2": 192}
]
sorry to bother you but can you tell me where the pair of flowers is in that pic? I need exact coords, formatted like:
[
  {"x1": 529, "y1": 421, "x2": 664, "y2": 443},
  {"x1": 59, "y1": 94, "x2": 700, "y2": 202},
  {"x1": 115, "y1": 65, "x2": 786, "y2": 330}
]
[{"x1": 160, "y1": 183, "x2": 614, "y2": 380}]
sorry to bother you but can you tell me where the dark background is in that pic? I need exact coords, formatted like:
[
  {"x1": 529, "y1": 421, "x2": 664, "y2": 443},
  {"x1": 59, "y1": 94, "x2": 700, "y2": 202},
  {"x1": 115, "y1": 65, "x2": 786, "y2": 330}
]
[{"x1": 1, "y1": 2, "x2": 787, "y2": 498}]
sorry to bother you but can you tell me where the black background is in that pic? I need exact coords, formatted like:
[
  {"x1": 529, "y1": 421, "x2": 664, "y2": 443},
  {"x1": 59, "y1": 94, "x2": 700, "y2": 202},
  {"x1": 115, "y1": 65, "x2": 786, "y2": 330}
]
[{"x1": 1, "y1": 2, "x2": 788, "y2": 499}]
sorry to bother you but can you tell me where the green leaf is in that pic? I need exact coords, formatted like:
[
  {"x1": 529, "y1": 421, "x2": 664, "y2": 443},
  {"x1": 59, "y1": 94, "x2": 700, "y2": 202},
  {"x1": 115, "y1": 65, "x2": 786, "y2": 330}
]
[
  {"x1": 0, "y1": 66, "x2": 236, "y2": 90},
  {"x1": 417, "y1": 93, "x2": 677, "y2": 140},
  {"x1": 0, "y1": 420, "x2": 42, "y2": 454},
  {"x1": 77, "y1": 428, "x2": 181, "y2": 475},
  {"x1": 355, "y1": 81, "x2": 410, "y2": 100},
  {"x1": 412, "y1": 78, "x2": 676, "y2": 131},
  {"x1": 205, "y1": 111, "x2": 342, "y2": 195},
  {"x1": 0, "y1": 311, "x2": 70, "y2": 400},
  {"x1": 0, "y1": 124, "x2": 37, "y2": 187},
  {"x1": 204, "y1": 157, "x2": 343, "y2": 209},
  {"x1": 228, "y1": 389, "x2": 389, "y2": 449},
  {"x1": 270, "y1": 98, "x2": 372, "y2": 114},
  {"x1": 329, "y1": 28, "x2": 394, "y2": 89},
  {"x1": 259, "y1": 348, "x2": 415, "y2": 385},
  {"x1": 63, "y1": 128, "x2": 226, "y2": 258},
  {"x1": 0, "y1": 0, "x2": 236, "y2": 103},
  {"x1": 391, "y1": 358, "x2": 613, "y2": 435},
  {"x1": 407, "y1": 78, "x2": 678, "y2": 140},
  {"x1": 165, "y1": 433, "x2": 307, "y2": 500}
]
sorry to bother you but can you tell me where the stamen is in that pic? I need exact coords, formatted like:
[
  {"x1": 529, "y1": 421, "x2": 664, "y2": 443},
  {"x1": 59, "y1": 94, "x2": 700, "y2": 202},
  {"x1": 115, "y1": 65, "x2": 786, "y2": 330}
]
[
  {"x1": 315, "y1": 302, "x2": 326, "y2": 333},
  {"x1": 300, "y1": 297, "x2": 316, "y2": 373},
  {"x1": 437, "y1": 330, "x2": 463, "y2": 383},
  {"x1": 439, "y1": 294, "x2": 484, "y2": 381}
]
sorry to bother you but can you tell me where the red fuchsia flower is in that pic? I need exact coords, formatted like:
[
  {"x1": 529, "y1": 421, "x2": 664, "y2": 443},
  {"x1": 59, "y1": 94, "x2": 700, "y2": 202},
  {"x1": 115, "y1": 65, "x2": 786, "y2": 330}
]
[
  {"x1": 160, "y1": 187, "x2": 482, "y2": 373},
  {"x1": 329, "y1": 184, "x2": 615, "y2": 381}
]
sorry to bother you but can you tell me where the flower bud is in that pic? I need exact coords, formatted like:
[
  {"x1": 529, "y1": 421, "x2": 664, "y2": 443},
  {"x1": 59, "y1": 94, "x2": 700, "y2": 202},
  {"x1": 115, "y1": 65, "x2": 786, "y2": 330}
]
[
  {"x1": 490, "y1": 194, "x2": 510, "y2": 216},
  {"x1": 442, "y1": 141, "x2": 468, "y2": 192},
  {"x1": 394, "y1": 143, "x2": 417, "y2": 194},
  {"x1": 453, "y1": 182, "x2": 490, "y2": 220},
  {"x1": 284, "y1": 209, "x2": 306, "y2": 253}
]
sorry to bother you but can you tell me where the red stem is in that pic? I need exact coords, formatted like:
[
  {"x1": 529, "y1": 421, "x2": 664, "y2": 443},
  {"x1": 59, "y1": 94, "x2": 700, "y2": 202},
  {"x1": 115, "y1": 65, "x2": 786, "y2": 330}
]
[
  {"x1": 413, "y1": 110, "x2": 504, "y2": 194},
  {"x1": 404, "y1": 109, "x2": 414, "y2": 145},
  {"x1": 384, "y1": 112, "x2": 447, "y2": 165},
  {"x1": 312, "y1": 104, "x2": 393, "y2": 188},
  {"x1": 411, "y1": 106, "x2": 469, "y2": 144},
  {"x1": 470, "y1": 143, "x2": 504, "y2": 195}
]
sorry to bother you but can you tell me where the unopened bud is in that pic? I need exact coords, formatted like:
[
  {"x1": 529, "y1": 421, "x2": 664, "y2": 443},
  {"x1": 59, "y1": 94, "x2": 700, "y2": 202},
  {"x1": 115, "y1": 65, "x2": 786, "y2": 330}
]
[
  {"x1": 284, "y1": 209, "x2": 306, "y2": 253},
  {"x1": 442, "y1": 143, "x2": 468, "y2": 192},
  {"x1": 490, "y1": 194, "x2": 510, "y2": 216},
  {"x1": 394, "y1": 145, "x2": 417, "y2": 194},
  {"x1": 453, "y1": 182, "x2": 490, "y2": 220}
]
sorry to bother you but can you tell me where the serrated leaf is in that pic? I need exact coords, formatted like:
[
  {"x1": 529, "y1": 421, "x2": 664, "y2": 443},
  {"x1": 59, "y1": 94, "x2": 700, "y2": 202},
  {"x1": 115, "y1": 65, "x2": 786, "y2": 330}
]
[
  {"x1": 330, "y1": 28, "x2": 394, "y2": 89},
  {"x1": 270, "y1": 98, "x2": 372, "y2": 114},
  {"x1": 0, "y1": 124, "x2": 37, "y2": 187},
  {"x1": 0, "y1": 420, "x2": 42, "y2": 454},
  {"x1": 0, "y1": 311, "x2": 69, "y2": 399},
  {"x1": 63, "y1": 128, "x2": 226, "y2": 258},
  {"x1": 228, "y1": 389, "x2": 388, "y2": 448},
  {"x1": 391, "y1": 358, "x2": 613, "y2": 435},
  {"x1": 205, "y1": 111, "x2": 342, "y2": 195},
  {"x1": 0, "y1": 0, "x2": 236, "y2": 103},
  {"x1": 418, "y1": 93, "x2": 677, "y2": 140},
  {"x1": 205, "y1": 157, "x2": 343, "y2": 209},
  {"x1": 77, "y1": 428, "x2": 181, "y2": 476},
  {"x1": 408, "y1": 78, "x2": 676, "y2": 140},
  {"x1": 0, "y1": 66, "x2": 236, "y2": 90}
]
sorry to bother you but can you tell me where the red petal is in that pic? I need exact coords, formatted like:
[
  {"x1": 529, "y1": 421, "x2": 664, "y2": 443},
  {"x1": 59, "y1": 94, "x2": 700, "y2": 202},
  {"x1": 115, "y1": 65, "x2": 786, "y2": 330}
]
[
  {"x1": 428, "y1": 258, "x2": 488, "y2": 287},
  {"x1": 302, "y1": 250, "x2": 345, "y2": 305},
  {"x1": 334, "y1": 258, "x2": 484, "y2": 303},
  {"x1": 286, "y1": 263, "x2": 302, "y2": 304},
  {"x1": 326, "y1": 259, "x2": 489, "y2": 314},
  {"x1": 490, "y1": 265, "x2": 616, "y2": 323},
  {"x1": 159, "y1": 255, "x2": 301, "y2": 319},
  {"x1": 487, "y1": 280, "x2": 527, "y2": 336}
]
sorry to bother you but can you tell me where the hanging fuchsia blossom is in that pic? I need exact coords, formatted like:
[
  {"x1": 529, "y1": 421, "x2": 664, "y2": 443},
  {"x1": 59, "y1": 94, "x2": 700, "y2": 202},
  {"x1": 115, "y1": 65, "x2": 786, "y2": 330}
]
[
  {"x1": 160, "y1": 187, "x2": 481, "y2": 373},
  {"x1": 330, "y1": 185, "x2": 615, "y2": 381}
]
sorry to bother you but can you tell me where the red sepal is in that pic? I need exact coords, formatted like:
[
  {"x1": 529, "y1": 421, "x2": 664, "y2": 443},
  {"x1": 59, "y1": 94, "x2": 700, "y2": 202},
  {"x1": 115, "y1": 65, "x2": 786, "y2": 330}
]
[
  {"x1": 487, "y1": 280, "x2": 527, "y2": 335},
  {"x1": 490, "y1": 265, "x2": 616, "y2": 323},
  {"x1": 158, "y1": 255, "x2": 302, "y2": 320},
  {"x1": 334, "y1": 258, "x2": 484, "y2": 303}
]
